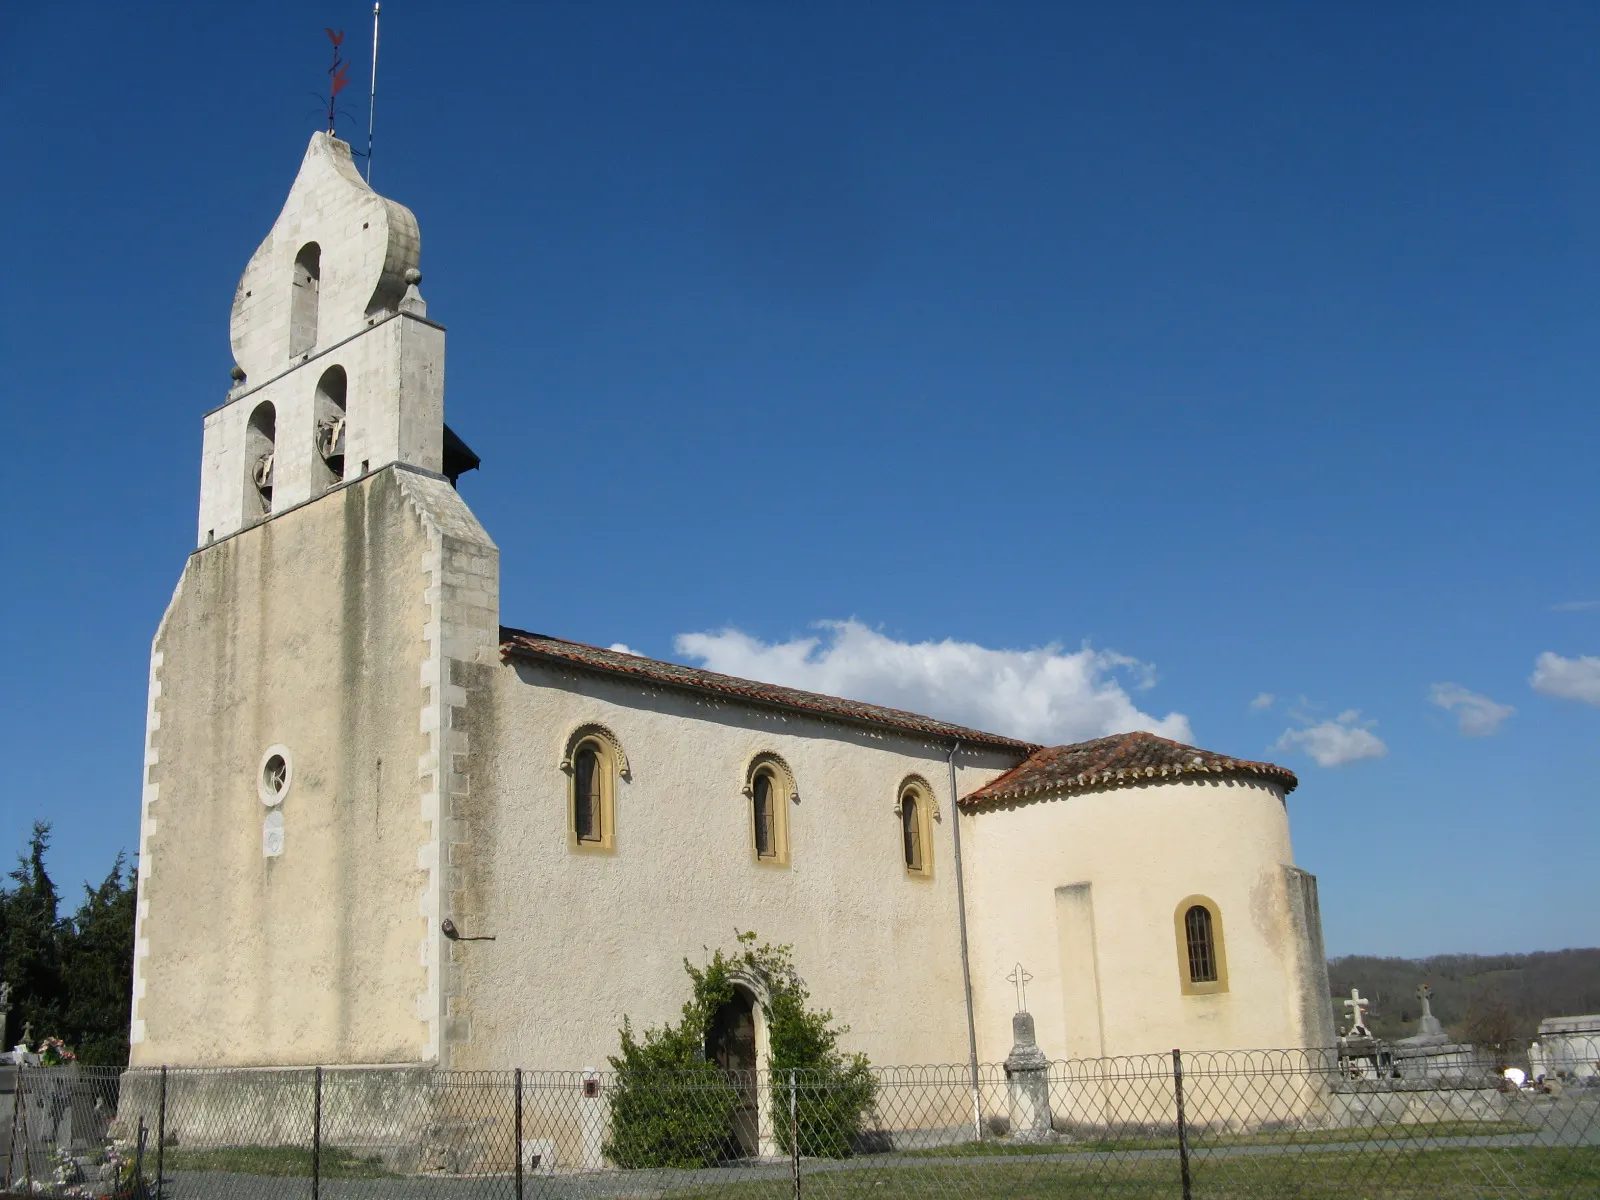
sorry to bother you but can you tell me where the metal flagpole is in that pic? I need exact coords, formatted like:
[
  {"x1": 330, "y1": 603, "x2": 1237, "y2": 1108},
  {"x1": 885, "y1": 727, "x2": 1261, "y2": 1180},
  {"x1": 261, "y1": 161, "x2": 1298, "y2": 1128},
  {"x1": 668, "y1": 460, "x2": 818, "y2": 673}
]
[{"x1": 365, "y1": 3, "x2": 381, "y2": 182}]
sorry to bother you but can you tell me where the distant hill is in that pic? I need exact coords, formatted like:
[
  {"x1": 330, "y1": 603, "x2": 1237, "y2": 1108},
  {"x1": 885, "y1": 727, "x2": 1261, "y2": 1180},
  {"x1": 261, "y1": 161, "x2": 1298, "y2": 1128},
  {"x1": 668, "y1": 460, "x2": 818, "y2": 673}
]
[{"x1": 1326, "y1": 949, "x2": 1600, "y2": 1043}]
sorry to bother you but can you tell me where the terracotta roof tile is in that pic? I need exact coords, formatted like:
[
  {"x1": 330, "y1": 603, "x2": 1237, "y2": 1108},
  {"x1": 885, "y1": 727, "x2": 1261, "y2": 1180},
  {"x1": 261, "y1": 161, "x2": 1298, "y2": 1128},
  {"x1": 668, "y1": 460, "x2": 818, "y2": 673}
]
[
  {"x1": 961, "y1": 730, "x2": 1298, "y2": 807},
  {"x1": 499, "y1": 627, "x2": 1036, "y2": 751}
]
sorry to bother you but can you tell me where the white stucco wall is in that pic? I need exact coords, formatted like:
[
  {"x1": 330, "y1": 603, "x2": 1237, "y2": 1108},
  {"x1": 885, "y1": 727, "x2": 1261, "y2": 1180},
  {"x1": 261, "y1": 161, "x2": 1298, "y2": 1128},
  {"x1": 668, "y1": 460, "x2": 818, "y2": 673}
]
[
  {"x1": 132, "y1": 466, "x2": 497, "y2": 1068},
  {"x1": 447, "y1": 661, "x2": 1023, "y2": 1071},
  {"x1": 961, "y1": 777, "x2": 1319, "y2": 1061}
]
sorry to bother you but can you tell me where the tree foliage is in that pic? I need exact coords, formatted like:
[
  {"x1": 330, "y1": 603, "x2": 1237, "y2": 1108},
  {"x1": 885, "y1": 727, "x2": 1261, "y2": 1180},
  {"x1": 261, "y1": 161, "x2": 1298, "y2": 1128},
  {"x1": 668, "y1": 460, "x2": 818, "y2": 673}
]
[
  {"x1": 0, "y1": 823, "x2": 136, "y2": 1065},
  {"x1": 606, "y1": 933, "x2": 876, "y2": 1168}
]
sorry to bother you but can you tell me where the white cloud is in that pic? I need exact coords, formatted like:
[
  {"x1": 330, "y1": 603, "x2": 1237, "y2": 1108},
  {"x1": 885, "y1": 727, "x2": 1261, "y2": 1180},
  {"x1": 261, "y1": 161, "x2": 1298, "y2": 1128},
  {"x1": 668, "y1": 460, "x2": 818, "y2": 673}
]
[
  {"x1": 673, "y1": 619, "x2": 1192, "y2": 745},
  {"x1": 1275, "y1": 710, "x2": 1388, "y2": 768},
  {"x1": 1428, "y1": 683, "x2": 1514, "y2": 737},
  {"x1": 1550, "y1": 600, "x2": 1600, "y2": 613},
  {"x1": 1530, "y1": 651, "x2": 1600, "y2": 705},
  {"x1": 608, "y1": 643, "x2": 640, "y2": 656},
  {"x1": 1249, "y1": 692, "x2": 1275, "y2": 711}
]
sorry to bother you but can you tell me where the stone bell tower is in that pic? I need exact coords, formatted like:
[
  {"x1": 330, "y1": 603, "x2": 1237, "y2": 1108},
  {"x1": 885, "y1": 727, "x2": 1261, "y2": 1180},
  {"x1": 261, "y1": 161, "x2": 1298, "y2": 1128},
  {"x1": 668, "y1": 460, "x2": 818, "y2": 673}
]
[
  {"x1": 132, "y1": 133, "x2": 498, "y2": 1069},
  {"x1": 197, "y1": 131, "x2": 472, "y2": 544}
]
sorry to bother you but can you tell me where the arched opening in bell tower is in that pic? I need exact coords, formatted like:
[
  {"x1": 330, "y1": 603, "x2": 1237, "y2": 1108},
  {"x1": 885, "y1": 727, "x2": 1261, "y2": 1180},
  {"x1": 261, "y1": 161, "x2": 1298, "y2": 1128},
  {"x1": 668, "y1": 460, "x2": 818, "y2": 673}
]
[
  {"x1": 314, "y1": 365, "x2": 347, "y2": 489},
  {"x1": 289, "y1": 242, "x2": 321, "y2": 358},
  {"x1": 246, "y1": 401, "x2": 276, "y2": 517}
]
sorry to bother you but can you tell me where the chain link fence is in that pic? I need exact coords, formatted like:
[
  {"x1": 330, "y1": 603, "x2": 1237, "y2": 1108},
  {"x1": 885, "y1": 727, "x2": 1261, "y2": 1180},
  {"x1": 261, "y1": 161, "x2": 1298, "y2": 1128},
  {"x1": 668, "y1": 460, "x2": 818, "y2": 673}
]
[{"x1": 3, "y1": 1046, "x2": 1597, "y2": 1197}]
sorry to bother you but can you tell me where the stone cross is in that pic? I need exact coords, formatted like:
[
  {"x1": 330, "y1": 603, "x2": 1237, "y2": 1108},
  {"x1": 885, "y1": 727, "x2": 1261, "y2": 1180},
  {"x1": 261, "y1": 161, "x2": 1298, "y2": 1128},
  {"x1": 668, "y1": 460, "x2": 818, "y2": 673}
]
[
  {"x1": 1343, "y1": 988, "x2": 1371, "y2": 1037},
  {"x1": 0, "y1": 981, "x2": 8, "y2": 1047},
  {"x1": 1006, "y1": 963, "x2": 1033, "y2": 1013},
  {"x1": 1414, "y1": 983, "x2": 1445, "y2": 1039}
]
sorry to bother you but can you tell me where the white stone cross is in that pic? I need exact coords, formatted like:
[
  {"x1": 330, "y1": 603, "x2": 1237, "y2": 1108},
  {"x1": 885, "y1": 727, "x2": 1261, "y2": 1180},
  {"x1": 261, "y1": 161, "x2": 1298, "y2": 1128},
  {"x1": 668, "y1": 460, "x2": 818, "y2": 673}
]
[
  {"x1": 1343, "y1": 988, "x2": 1371, "y2": 1036},
  {"x1": 1007, "y1": 963, "x2": 1033, "y2": 1013}
]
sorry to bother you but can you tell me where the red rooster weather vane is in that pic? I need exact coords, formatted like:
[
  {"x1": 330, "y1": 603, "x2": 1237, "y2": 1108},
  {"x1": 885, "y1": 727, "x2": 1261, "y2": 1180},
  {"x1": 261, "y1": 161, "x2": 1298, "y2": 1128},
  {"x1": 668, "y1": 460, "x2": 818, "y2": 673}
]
[{"x1": 323, "y1": 27, "x2": 352, "y2": 133}]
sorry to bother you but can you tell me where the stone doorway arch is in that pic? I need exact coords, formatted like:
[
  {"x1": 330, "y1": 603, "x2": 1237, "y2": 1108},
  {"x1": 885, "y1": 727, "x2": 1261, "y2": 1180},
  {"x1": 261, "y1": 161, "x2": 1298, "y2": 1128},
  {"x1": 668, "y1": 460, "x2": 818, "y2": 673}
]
[{"x1": 704, "y1": 969, "x2": 778, "y2": 1159}]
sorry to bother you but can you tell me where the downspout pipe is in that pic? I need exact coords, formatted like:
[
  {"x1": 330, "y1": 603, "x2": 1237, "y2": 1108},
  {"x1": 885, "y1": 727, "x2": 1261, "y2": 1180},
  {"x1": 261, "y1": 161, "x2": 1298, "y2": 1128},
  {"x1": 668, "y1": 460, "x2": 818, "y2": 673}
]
[{"x1": 947, "y1": 739, "x2": 982, "y2": 1140}]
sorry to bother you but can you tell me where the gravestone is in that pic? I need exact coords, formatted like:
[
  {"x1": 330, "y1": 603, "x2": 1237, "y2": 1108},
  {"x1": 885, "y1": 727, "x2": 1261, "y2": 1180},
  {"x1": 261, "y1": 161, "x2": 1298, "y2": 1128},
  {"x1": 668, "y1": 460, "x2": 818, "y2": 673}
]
[
  {"x1": 1004, "y1": 1011, "x2": 1053, "y2": 1142},
  {"x1": 1410, "y1": 986, "x2": 1446, "y2": 1042},
  {"x1": 1342, "y1": 988, "x2": 1372, "y2": 1039},
  {"x1": 1393, "y1": 984, "x2": 1478, "y2": 1081},
  {"x1": 1002, "y1": 964, "x2": 1053, "y2": 1143}
]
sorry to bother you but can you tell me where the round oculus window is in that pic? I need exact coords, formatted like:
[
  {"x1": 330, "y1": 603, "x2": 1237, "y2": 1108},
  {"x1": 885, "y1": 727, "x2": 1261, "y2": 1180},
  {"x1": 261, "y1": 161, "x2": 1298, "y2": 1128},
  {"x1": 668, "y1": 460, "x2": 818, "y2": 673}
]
[{"x1": 258, "y1": 745, "x2": 293, "y2": 806}]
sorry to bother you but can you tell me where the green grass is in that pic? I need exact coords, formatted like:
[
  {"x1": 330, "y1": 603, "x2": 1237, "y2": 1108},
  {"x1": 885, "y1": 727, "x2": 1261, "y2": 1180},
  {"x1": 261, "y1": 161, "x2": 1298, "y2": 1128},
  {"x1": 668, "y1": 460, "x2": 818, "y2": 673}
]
[
  {"x1": 669, "y1": 1146, "x2": 1600, "y2": 1198},
  {"x1": 162, "y1": 1144, "x2": 392, "y2": 1178},
  {"x1": 897, "y1": 1119, "x2": 1535, "y2": 1158}
]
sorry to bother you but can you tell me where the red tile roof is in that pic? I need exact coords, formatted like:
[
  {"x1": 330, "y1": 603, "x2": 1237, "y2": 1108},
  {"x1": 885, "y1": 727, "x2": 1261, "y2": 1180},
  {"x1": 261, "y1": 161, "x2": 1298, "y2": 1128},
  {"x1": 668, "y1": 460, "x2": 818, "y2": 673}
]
[
  {"x1": 499, "y1": 628, "x2": 1036, "y2": 751},
  {"x1": 961, "y1": 731, "x2": 1298, "y2": 808}
]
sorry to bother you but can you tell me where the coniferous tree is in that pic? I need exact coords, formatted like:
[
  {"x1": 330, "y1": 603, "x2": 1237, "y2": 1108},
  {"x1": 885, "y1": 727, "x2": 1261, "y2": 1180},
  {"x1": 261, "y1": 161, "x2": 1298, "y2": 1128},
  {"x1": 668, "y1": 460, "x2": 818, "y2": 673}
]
[
  {"x1": 61, "y1": 854, "x2": 136, "y2": 1065},
  {"x1": 0, "y1": 822, "x2": 66, "y2": 1046}
]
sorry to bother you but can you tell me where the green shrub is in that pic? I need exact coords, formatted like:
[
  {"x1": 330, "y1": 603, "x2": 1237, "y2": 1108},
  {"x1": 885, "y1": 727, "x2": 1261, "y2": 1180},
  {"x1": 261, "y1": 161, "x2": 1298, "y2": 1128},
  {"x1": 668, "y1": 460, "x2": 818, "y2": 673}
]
[
  {"x1": 606, "y1": 933, "x2": 875, "y2": 1168},
  {"x1": 756, "y1": 940, "x2": 877, "y2": 1158},
  {"x1": 605, "y1": 1012, "x2": 739, "y2": 1169}
]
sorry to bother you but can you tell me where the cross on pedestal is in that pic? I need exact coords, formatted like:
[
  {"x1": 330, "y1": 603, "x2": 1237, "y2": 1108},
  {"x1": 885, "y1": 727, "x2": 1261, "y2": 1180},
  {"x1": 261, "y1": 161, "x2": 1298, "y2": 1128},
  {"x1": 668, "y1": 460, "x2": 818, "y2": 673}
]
[
  {"x1": 1343, "y1": 988, "x2": 1372, "y2": 1037},
  {"x1": 1007, "y1": 963, "x2": 1033, "y2": 1013}
]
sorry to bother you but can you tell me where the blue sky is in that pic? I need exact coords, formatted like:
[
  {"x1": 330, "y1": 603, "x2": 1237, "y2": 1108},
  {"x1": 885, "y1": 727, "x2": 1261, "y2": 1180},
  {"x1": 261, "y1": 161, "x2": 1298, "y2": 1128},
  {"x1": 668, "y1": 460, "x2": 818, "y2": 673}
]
[{"x1": 2, "y1": 2, "x2": 1598, "y2": 958}]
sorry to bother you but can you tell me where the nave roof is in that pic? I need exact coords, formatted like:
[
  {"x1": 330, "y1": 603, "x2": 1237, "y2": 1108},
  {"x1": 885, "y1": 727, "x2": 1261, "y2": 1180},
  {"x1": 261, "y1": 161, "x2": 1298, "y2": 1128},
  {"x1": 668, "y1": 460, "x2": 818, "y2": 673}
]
[
  {"x1": 499, "y1": 628, "x2": 1036, "y2": 751},
  {"x1": 499, "y1": 630, "x2": 1299, "y2": 802}
]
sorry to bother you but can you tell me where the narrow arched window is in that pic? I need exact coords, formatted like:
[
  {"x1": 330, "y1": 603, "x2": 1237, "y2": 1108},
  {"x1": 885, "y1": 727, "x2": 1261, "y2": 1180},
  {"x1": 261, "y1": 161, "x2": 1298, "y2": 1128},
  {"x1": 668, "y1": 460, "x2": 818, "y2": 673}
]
[
  {"x1": 290, "y1": 242, "x2": 321, "y2": 358},
  {"x1": 573, "y1": 744, "x2": 602, "y2": 844},
  {"x1": 1185, "y1": 906, "x2": 1216, "y2": 983},
  {"x1": 314, "y1": 365, "x2": 347, "y2": 489},
  {"x1": 743, "y1": 754, "x2": 793, "y2": 866},
  {"x1": 1175, "y1": 896, "x2": 1228, "y2": 994},
  {"x1": 562, "y1": 726, "x2": 625, "y2": 853},
  {"x1": 902, "y1": 794, "x2": 922, "y2": 872},
  {"x1": 246, "y1": 401, "x2": 276, "y2": 517},
  {"x1": 897, "y1": 777, "x2": 935, "y2": 878},
  {"x1": 752, "y1": 770, "x2": 776, "y2": 859}
]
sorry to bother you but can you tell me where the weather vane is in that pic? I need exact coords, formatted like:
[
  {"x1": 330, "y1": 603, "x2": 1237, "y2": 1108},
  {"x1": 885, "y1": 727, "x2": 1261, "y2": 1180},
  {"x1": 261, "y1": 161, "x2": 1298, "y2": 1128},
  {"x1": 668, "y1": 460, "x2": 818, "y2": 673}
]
[
  {"x1": 322, "y1": 27, "x2": 351, "y2": 134},
  {"x1": 312, "y1": 10, "x2": 382, "y2": 182}
]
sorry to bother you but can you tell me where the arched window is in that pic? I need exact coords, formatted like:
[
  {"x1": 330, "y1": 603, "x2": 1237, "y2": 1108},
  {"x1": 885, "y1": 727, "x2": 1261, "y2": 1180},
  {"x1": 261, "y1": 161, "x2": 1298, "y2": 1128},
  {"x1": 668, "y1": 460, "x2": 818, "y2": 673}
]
[
  {"x1": 902, "y1": 794, "x2": 922, "y2": 871},
  {"x1": 246, "y1": 401, "x2": 276, "y2": 517},
  {"x1": 896, "y1": 776, "x2": 936, "y2": 878},
  {"x1": 561, "y1": 724, "x2": 626, "y2": 853},
  {"x1": 1185, "y1": 907, "x2": 1216, "y2": 981},
  {"x1": 742, "y1": 753, "x2": 794, "y2": 867},
  {"x1": 290, "y1": 242, "x2": 321, "y2": 358},
  {"x1": 573, "y1": 744, "x2": 603, "y2": 844},
  {"x1": 752, "y1": 770, "x2": 776, "y2": 859},
  {"x1": 1174, "y1": 896, "x2": 1229, "y2": 995},
  {"x1": 314, "y1": 365, "x2": 347, "y2": 489}
]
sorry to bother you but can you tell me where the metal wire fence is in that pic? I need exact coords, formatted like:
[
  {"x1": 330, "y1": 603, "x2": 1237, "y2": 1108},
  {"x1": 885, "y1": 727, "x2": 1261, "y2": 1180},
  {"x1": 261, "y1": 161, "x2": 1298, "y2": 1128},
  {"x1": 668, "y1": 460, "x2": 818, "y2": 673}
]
[{"x1": 3, "y1": 1046, "x2": 1597, "y2": 1198}]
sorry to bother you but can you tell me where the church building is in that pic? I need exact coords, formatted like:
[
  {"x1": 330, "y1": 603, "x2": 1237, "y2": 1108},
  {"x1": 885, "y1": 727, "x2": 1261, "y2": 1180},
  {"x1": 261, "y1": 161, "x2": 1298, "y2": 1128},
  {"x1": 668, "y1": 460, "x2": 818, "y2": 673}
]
[{"x1": 130, "y1": 133, "x2": 1337, "y2": 1079}]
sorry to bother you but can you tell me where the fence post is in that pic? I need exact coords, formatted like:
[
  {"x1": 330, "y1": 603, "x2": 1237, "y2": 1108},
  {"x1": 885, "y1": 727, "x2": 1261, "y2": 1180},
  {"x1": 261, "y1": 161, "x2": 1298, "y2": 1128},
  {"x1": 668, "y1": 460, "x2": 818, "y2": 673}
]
[
  {"x1": 514, "y1": 1068, "x2": 524, "y2": 1200},
  {"x1": 1172, "y1": 1049, "x2": 1192, "y2": 1200},
  {"x1": 156, "y1": 1066, "x2": 167, "y2": 1200},
  {"x1": 312, "y1": 1066, "x2": 323, "y2": 1200},
  {"x1": 17, "y1": 1066, "x2": 33, "y2": 1193},
  {"x1": 3, "y1": 1064, "x2": 21, "y2": 1189},
  {"x1": 134, "y1": 1116, "x2": 147, "y2": 1200},
  {"x1": 789, "y1": 1069, "x2": 800, "y2": 1200}
]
